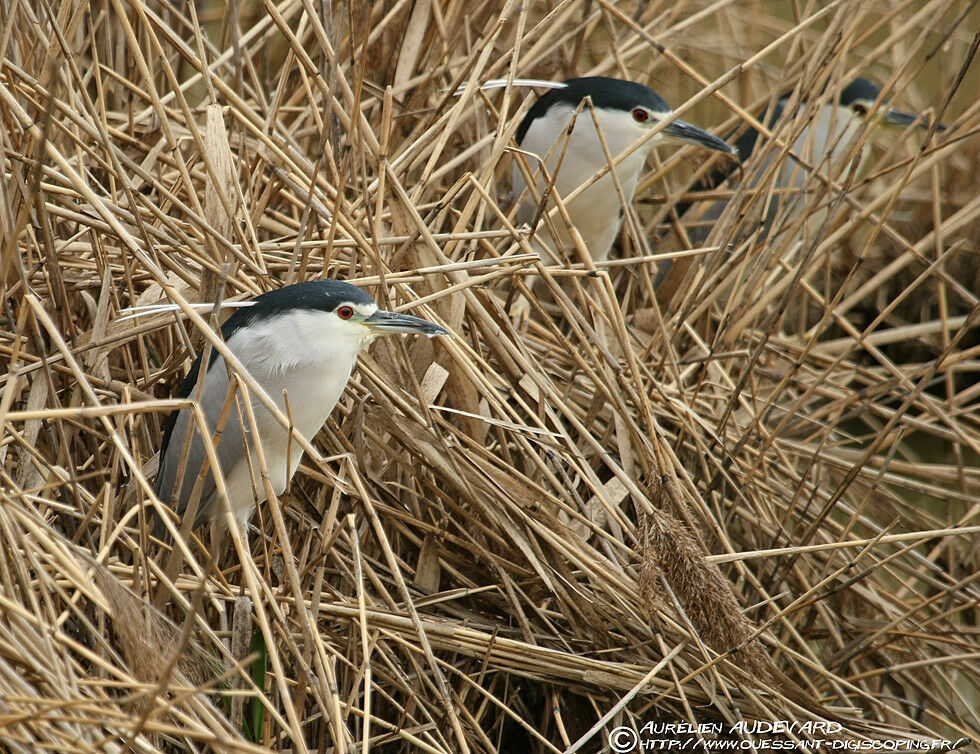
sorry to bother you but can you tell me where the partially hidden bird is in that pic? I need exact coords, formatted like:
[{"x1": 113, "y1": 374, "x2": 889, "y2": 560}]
[
  {"x1": 154, "y1": 279, "x2": 449, "y2": 537},
  {"x1": 512, "y1": 76, "x2": 737, "y2": 267},
  {"x1": 679, "y1": 77, "x2": 943, "y2": 246},
  {"x1": 654, "y1": 77, "x2": 944, "y2": 301}
]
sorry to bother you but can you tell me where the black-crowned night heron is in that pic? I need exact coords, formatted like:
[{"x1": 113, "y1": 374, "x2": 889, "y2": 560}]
[
  {"x1": 678, "y1": 77, "x2": 944, "y2": 246},
  {"x1": 153, "y1": 280, "x2": 448, "y2": 536},
  {"x1": 651, "y1": 77, "x2": 945, "y2": 301},
  {"x1": 512, "y1": 77, "x2": 736, "y2": 266}
]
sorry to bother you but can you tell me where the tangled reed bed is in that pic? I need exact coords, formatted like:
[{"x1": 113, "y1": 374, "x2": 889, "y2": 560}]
[{"x1": 1, "y1": 0, "x2": 978, "y2": 751}]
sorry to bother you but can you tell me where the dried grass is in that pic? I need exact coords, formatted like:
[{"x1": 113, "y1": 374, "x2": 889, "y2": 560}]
[{"x1": 1, "y1": 0, "x2": 978, "y2": 751}]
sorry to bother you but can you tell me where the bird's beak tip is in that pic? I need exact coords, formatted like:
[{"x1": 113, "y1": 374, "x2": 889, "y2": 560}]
[
  {"x1": 664, "y1": 119, "x2": 736, "y2": 157},
  {"x1": 883, "y1": 109, "x2": 942, "y2": 133},
  {"x1": 365, "y1": 309, "x2": 451, "y2": 337}
]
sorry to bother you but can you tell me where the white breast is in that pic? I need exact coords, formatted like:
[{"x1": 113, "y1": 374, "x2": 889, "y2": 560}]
[
  {"x1": 225, "y1": 308, "x2": 368, "y2": 498},
  {"x1": 514, "y1": 105, "x2": 650, "y2": 263},
  {"x1": 777, "y1": 104, "x2": 868, "y2": 190}
]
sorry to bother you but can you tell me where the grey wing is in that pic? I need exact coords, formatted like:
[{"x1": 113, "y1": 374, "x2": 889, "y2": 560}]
[
  {"x1": 512, "y1": 158, "x2": 540, "y2": 229},
  {"x1": 156, "y1": 356, "x2": 250, "y2": 531}
]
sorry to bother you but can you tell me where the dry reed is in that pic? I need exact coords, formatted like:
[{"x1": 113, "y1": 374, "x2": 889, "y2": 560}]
[{"x1": 1, "y1": 0, "x2": 978, "y2": 751}]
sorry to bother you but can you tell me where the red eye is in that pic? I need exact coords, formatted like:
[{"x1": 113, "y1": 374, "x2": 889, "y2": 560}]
[
  {"x1": 337, "y1": 306, "x2": 354, "y2": 320},
  {"x1": 632, "y1": 107, "x2": 649, "y2": 123},
  {"x1": 852, "y1": 103, "x2": 868, "y2": 116}
]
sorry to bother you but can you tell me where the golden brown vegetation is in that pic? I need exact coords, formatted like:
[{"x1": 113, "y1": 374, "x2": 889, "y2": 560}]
[{"x1": 1, "y1": 0, "x2": 978, "y2": 751}]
